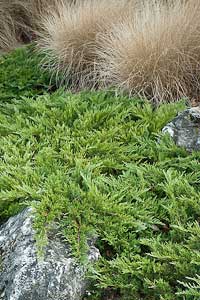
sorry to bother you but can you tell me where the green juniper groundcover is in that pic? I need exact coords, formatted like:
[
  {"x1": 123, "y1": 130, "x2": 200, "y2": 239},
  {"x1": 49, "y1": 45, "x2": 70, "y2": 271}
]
[
  {"x1": 0, "y1": 45, "x2": 51, "y2": 103},
  {"x1": 1, "y1": 47, "x2": 200, "y2": 300}
]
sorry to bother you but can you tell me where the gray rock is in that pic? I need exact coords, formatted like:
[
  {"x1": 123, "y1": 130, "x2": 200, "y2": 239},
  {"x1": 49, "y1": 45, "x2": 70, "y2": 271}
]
[
  {"x1": 162, "y1": 106, "x2": 200, "y2": 151},
  {"x1": 0, "y1": 208, "x2": 100, "y2": 300}
]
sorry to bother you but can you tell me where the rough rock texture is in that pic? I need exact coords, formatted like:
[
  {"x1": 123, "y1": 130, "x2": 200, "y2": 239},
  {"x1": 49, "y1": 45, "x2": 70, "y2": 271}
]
[
  {"x1": 0, "y1": 208, "x2": 100, "y2": 300},
  {"x1": 162, "y1": 106, "x2": 200, "y2": 151}
]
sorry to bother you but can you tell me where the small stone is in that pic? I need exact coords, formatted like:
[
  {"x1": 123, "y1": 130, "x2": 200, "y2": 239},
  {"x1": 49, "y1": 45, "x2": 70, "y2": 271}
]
[{"x1": 162, "y1": 106, "x2": 200, "y2": 152}]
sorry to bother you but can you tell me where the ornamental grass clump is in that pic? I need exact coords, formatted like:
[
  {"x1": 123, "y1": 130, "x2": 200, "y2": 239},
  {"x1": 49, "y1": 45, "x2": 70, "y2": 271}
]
[
  {"x1": 0, "y1": 0, "x2": 71, "y2": 51},
  {"x1": 38, "y1": 0, "x2": 132, "y2": 89},
  {"x1": 0, "y1": 1, "x2": 27, "y2": 50},
  {"x1": 97, "y1": 0, "x2": 200, "y2": 102}
]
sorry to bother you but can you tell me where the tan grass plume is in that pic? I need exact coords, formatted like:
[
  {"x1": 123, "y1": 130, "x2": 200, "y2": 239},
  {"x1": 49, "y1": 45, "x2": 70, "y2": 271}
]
[
  {"x1": 97, "y1": 0, "x2": 200, "y2": 102},
  {"x1": 0, "y1": 0, "x2": 71, "y2": 51},
  {"x1": 38, "y1": 0, "x2": 135, "y2": 89}
]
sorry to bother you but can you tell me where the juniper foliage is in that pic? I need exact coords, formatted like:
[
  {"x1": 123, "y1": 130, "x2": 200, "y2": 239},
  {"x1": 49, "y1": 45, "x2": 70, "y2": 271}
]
[
  {"x1": 1, "y1": 48, "x2": 200, "y2": 300},
  {"x1": 0, "y1": 45, "x2": 51, "y2": 103}
]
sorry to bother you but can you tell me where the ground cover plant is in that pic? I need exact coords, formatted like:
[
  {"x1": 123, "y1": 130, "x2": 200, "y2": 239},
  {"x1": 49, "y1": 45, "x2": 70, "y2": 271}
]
[
  {"x1": 1, "y1": 47, "x2": 200, "y2": 299},
  {"x1": 0, "y1": 45, "x2": 52, "y2": 103}
]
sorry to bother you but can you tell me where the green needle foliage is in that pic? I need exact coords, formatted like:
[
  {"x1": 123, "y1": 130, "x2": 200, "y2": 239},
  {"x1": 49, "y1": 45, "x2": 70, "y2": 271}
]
[
  {"x1": 1, "y1": 48, "x2": 200, "y2": 299},
  {"x1": 0, "y1": 45, "x2": 51, "y2": 103}
]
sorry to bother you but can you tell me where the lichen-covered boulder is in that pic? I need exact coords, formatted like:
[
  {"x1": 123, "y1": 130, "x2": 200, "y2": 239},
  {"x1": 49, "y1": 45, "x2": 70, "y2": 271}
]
[
  {"x1": 162, "y1": 106, "x2": 200, "y2": 152},
  {"x1": 0, "y1": 208, "x2": 100, "y2": 300}
]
